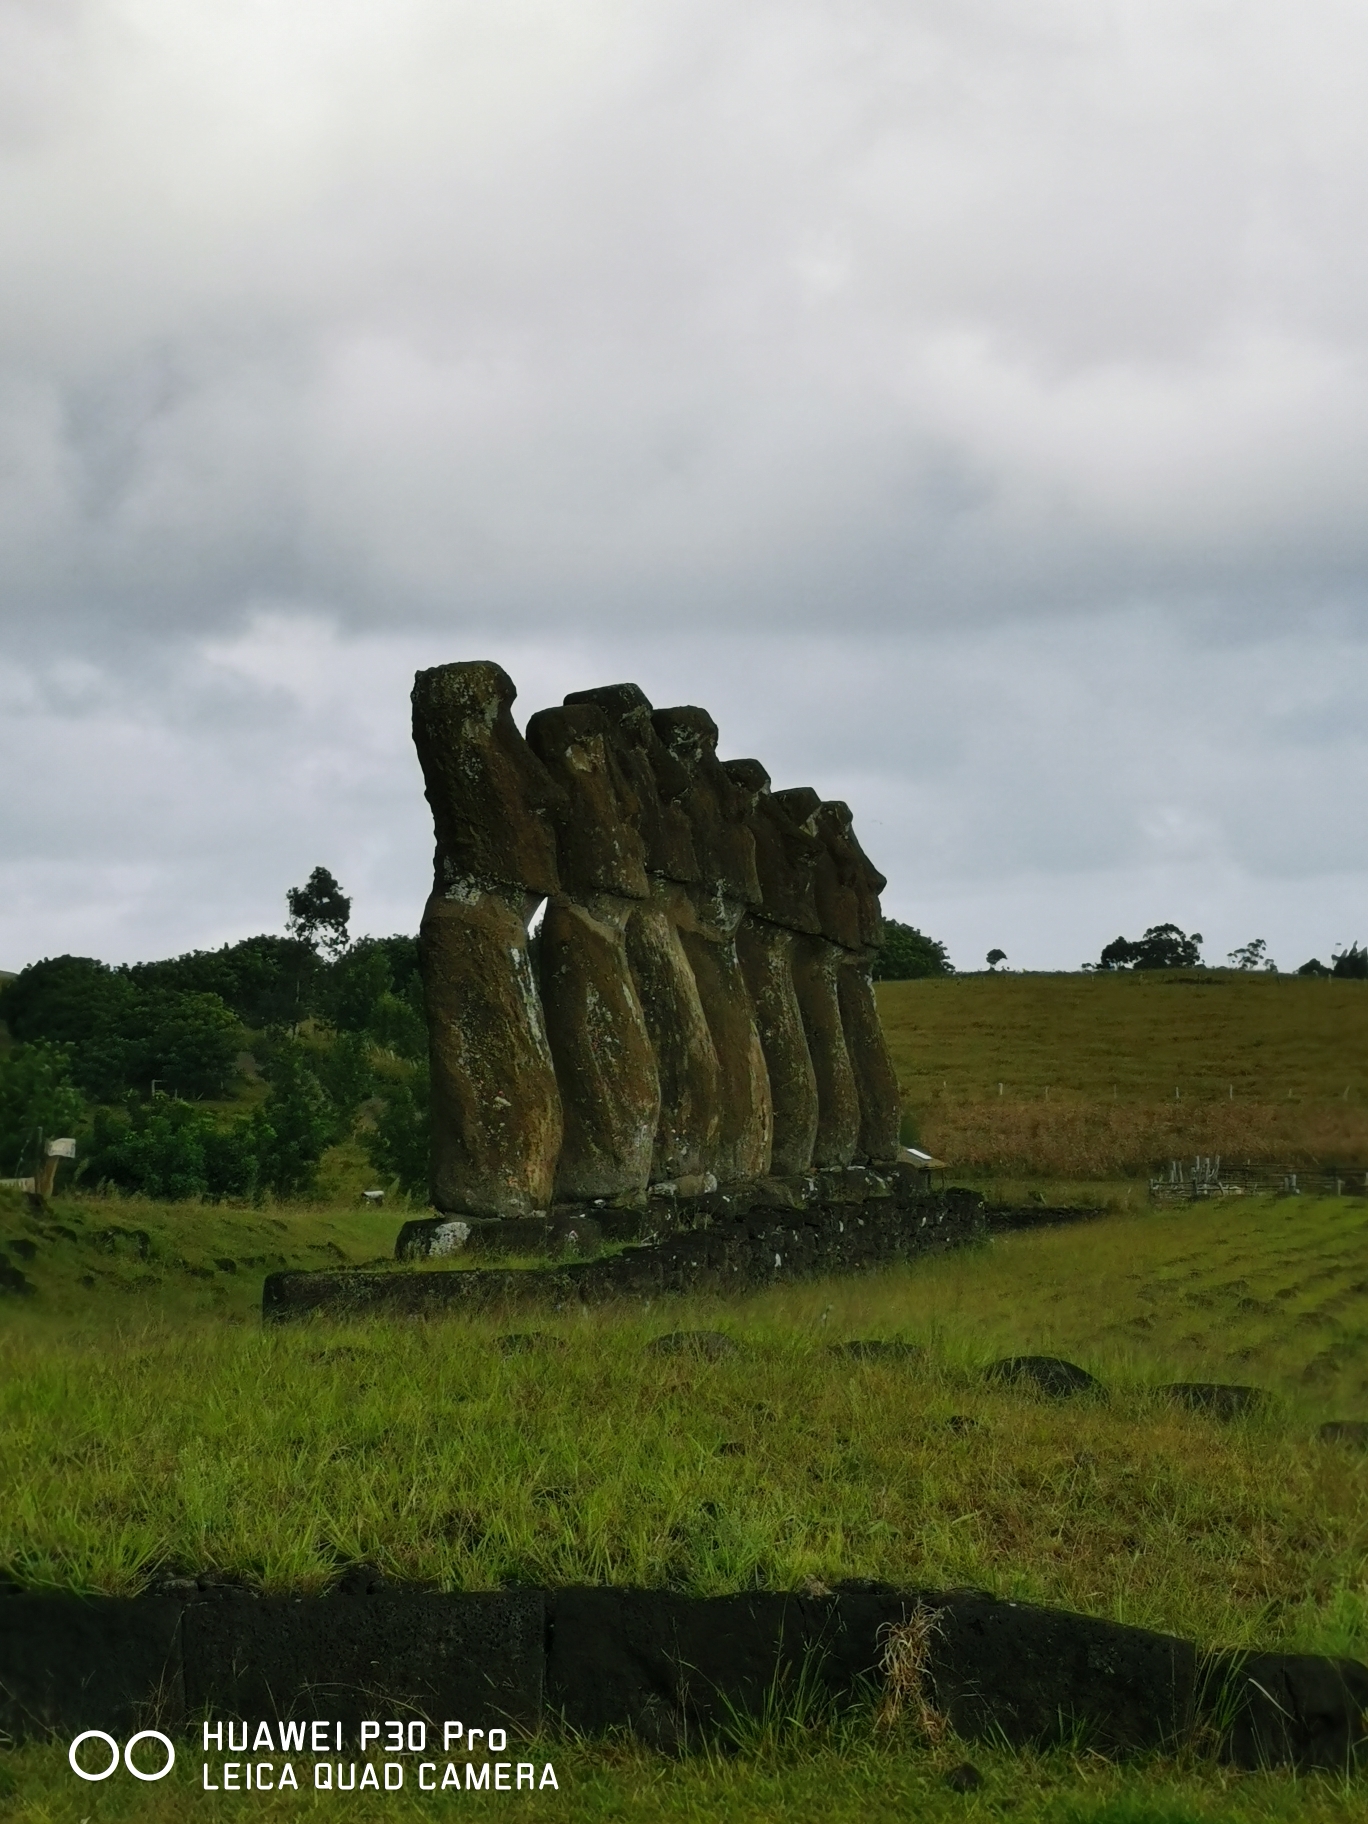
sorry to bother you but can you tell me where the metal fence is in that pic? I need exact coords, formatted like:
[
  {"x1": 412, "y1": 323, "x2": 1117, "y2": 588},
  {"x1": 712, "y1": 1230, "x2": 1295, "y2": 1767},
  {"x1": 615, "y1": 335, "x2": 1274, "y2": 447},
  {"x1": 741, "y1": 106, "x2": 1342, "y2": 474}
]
[{"x1": 1149, "y1": 1157, "x2": 1368, "y2": 1201}]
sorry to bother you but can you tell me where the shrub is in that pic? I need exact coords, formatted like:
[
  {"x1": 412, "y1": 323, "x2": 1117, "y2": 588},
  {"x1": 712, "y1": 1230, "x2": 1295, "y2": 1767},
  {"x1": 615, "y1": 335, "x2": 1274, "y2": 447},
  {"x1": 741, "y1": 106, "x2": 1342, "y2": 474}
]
[
  {"x1": 364, "y1": 1064, "x2": 430, "y2": 1200},
  {"x1": 872, "y1": 921, "x2": 952, "y2": 980},
  {"x1": 0, "y1": 1042, "x2": 85, "y2": 1180}
]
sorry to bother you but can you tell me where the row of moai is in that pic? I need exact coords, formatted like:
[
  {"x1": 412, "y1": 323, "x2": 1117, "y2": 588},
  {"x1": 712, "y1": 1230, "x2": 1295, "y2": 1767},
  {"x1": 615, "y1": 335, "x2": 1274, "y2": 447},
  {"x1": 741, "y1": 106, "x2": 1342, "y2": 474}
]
[{"x1": 412, "y1": 661, "x2": 904, "y2": 1219}]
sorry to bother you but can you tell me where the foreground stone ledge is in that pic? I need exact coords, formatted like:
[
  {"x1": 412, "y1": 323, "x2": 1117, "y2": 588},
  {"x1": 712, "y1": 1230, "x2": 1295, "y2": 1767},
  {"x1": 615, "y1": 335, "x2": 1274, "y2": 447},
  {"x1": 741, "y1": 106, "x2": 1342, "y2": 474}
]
[
  {"x1": 263, "y1": 1197, "x2": 984, "y2": 1322},
  {"x1": 263, "y1": 1188, "x2": 1100, "y2": 1323},
  {"x1": 1, "y1": 1584, "x2": 1363, "y2": 1772}
]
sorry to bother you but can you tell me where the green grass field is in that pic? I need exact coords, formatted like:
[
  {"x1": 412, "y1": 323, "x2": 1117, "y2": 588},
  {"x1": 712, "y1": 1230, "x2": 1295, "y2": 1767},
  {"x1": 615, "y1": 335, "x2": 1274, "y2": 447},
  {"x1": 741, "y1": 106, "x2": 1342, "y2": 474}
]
[{"x1": 4, "y1": 972, "x2": 1368, "y2": 1819}]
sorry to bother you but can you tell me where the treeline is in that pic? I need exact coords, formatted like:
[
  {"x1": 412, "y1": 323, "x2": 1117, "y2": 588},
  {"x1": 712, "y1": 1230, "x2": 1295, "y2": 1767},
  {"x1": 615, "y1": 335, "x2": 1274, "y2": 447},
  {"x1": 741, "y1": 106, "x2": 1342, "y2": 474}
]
[
  {"x1": 0, "y1": 873, "x2": 952, "y2": 1203},
  {"x1": 0, "y1": 920, "x2": 429, "y2": 1203}
]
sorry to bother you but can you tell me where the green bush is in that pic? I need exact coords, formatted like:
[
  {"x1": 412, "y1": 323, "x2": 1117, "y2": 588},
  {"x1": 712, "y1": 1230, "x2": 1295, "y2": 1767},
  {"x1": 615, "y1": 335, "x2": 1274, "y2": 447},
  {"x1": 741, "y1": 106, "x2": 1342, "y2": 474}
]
[
  {"x1": 871, "y1": 920, "x2": 952, "y2": 980},
  {"x1": 0, "y1": 1042, "x2": 85, "y2": 1180},
  {"x1": 364, "y1": 1063, "x2": 430, "y2": 1200}
]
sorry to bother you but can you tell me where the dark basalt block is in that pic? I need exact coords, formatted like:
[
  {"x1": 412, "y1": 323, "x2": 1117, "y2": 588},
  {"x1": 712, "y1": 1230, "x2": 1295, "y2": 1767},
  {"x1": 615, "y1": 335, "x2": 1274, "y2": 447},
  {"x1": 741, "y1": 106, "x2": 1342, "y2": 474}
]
[
  {"x1": 0, "y1": 1595, "x2": 185, "y2": 1738},
  {"x1": 928, "y1": 1594, "x2": 1196, "y2": 1756},
  {"x1": 183, "y1": 1589, "x2": 544, "y2": 1733},
  {"x1": 1319, "y1": 1419, "x2": 1368, "y2": 1448},
  {"x1": 645, "y1": 1330, "x2": 740, "y2": 1360},
  {"x1": 984, "y1": 1356, "x2": 1105, "y2": 1399},
  {"x1": 1160, "y1": 1382, "x2": 1268, "y2": 1419},
  {"x1": 1200, "y1": 1648, "x2": 1368, "y2": 1770}
]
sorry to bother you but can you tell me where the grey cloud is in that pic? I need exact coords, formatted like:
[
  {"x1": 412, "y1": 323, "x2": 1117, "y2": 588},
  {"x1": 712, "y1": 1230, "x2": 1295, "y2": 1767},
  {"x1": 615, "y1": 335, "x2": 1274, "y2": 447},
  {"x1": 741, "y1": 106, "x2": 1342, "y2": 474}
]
[{"x1": 3, "y1": 4, "x2": 1368, "y2": 971}]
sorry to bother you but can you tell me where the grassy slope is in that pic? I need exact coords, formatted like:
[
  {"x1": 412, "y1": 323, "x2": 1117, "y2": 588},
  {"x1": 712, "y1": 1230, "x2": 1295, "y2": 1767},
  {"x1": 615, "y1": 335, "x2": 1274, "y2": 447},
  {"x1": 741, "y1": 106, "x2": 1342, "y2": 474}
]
[
  {"x1": 877, "y1": 971, "x2": 1368, "y2": 1177},
  {"x1": 4, "y1": 1193, "x2": 1367, "y2": 1668}
]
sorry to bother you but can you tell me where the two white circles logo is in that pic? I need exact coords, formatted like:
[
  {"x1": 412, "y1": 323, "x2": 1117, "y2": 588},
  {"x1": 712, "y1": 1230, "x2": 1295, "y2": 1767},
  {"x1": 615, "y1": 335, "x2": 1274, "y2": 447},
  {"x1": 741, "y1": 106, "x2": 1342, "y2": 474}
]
[{"x1": 69, "y1": 1730, "x2": 176, "y2": 1781}]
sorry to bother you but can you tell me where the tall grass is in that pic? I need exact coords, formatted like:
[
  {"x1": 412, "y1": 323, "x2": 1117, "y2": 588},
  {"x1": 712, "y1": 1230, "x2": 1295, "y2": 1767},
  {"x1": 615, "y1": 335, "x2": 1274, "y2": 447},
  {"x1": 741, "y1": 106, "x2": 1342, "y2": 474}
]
[{"x1": 4, "y1": 1195, "x2": 1367, "y2": 1667}]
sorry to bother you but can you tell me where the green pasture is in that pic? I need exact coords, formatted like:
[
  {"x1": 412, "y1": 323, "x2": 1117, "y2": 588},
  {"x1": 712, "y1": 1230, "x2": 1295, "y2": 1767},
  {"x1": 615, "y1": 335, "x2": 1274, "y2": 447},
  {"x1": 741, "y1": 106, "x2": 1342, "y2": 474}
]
[{"x1": 4, "y1": 1190, "x2": 1366, "y2": 1669}]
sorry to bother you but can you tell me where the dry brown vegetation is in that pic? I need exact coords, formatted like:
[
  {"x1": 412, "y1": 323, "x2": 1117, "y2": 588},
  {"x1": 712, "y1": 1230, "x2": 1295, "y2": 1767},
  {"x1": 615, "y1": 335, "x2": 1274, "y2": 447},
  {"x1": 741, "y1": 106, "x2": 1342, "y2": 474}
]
[{"x1": 876, "y1": 969, "x2": 1368, "y2": 1177}]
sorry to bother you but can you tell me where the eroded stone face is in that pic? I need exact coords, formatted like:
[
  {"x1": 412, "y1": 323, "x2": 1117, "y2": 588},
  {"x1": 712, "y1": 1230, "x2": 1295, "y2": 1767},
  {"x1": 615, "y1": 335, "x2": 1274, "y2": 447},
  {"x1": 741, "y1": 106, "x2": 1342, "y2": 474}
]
[
  {"x1": 562, "y1": 683, "x2": 698, "y2": 883},
  {"x1": 651, "y1": 707, "x2": 761, "y2": 908},
  {"x1": 525, "y1": 703, "x2": 650, "y2": 901},
  {"x1": 412, "y1": 662, "x2": 561, "y2": 898}
]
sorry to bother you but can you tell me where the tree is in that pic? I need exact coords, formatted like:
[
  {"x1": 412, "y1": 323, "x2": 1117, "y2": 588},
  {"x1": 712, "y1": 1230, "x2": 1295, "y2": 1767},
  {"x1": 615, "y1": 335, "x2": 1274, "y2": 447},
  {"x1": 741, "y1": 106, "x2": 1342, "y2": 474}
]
[
  {"x1": 0, "y1": 1042, "x2": 85, "y2": 1179},
  {"x1": 986, "y1": 949, "x2": 1007, "y2": 971},
  {"x1": 1088, "y1": 924, "x2": 1204, "y2": 971},
  {"x1": 871, "y1": 920, "x2": 952, "y2": 980},
  {"x1": 1332, "y1": 942, "x2": 1368, "y2": 980},
  {"x1": 364, "y1": 1064, "x2": 430, "y2": 1200},
  {"x1": 256, "y1": 1041, "x2": 335, "y2": 1196},
  {"x1": 0, "y1": 956, "x2": 240, "y2": 1100},
  {"x1": 1227, "y1": 939, "x2": 1276, "y2": 972},
  {"x1": 286, "y1": 867, "x2": 352, "y2": 959},
  {"x1": 1297, "y1": 957, "x2": 1332, "y2": 977}
]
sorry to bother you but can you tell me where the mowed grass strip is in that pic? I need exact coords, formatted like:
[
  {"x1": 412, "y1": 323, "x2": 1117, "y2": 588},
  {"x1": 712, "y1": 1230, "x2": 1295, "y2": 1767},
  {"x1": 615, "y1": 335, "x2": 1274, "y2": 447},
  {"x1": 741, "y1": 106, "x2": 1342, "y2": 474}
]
[
  {"x1": 3, "y1": 1195, "x2": 1366, "y2": 1664},
  {"x1": 4, "y1": 1727, "x2": 1367, "y2": 1824},
  {"x1": 876, "y1": 971, "x2": 1368, "y2": 1176}
]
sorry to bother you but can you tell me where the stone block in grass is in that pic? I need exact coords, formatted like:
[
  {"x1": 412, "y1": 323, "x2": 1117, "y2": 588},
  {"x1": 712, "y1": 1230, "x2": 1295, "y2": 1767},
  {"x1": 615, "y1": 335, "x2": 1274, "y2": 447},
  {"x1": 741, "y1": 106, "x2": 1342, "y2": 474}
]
[
  {"x1": 1199, "y1": 1648, "x2": 1368, "y2": 1771},
  {"x1": 1160, "y1": 1383, "x2": 1267, "y2": 1419},
  {"x1": 983, "y1": 1356, "x2": 1104, "y2": 1398},
  {"x1": 1318, "y1": 1419, "x2": 1368, "y2": 1448},
  {"x1": 645, "y1": 1330, "x2": 740, "y2": 1360},
  {"x1": 182, "y1": 1589, "x2": 544, "y2": 1732},
  {"x1": 0, "y1": 1595, "x2": 184, "y2": 1738}
]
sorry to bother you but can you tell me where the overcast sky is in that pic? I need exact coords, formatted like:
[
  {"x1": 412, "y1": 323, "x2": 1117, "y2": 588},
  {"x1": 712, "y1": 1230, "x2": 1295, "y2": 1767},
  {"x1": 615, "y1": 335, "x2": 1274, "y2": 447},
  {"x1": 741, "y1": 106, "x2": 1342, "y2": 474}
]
[{"x1": 3, "y1": 0, "x2": 1366, "y2": 975}]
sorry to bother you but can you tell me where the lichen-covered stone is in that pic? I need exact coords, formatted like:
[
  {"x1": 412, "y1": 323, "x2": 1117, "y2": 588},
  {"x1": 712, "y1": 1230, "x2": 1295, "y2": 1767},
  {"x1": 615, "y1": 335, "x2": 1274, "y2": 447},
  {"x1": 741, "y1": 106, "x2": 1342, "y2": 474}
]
[
  {"x1": 537, "y1": 895, "x2": 661, "y2": 1201},
  {"x1": 652, "y1": 708, "x2": 771, "y2": 1183},
  {"x1": 525, "y1": 703, "x2": 650, "y2": 900},
  {"x1": 412, "y1": 662, "x2": 564, "y2": 1216},
  {"x1": 624, "y1": 883, "x2": 722, "y2": 1181},
  {"x1": 523, "y1": 703, "x2": 661, "y2": 1199},
  {"x1": 837, "y1": 956, "x2": 902, "y2": 1164},
  {"x1": 565, "y1": 686, "x2": 724, "y2": 1181},
  {"x1": 735, "y1": 916, "x2": 818, "y2": 1175},
  {"x1": 563, "y1": 683, "x2": 698, "y2": 883},
  {"x1": 412, "y1": 662, "x2": 561, "y2": 897},
  {"x1": 789, "y1": 932, "x2": 861, "y2": 1168},
  {"x1": 420, "y1": 887, "x2": 562, "y2": 1217}
]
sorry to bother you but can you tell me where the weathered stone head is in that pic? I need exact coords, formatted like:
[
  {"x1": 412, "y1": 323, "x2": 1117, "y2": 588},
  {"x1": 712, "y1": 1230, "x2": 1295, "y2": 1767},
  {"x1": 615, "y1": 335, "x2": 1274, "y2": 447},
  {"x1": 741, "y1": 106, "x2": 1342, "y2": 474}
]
[
  {"x1": 652, "y1": 707, "x2": 761, "y2": 906},
  {"x1": 563, "y1": 683, "x2": 698, "y2": 883},
  {"x1": 724, "y1": 760, "x2": 823, "y2": 936},
  {"x1": 772, "y1": 787, "x2": 860, "y2": 949},
  {"x1": 524, "y1": 703, "x2": 650, "y2": 900},
  {"x1": 412, "y1": 661, "x2": 561, "y2": 899},
  {"x1": 814, "y1": 801, "x2": 886, "y2": 951}
]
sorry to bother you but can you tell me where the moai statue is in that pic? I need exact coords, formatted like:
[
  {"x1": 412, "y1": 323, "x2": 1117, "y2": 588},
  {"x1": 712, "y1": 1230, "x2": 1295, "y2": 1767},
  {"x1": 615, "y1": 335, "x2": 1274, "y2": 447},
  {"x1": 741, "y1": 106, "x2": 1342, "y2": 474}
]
[
  {"x1": 771, "y1": 787, "x2": 862, "y2": 1169},
  {"x1": 651, "y1": 707, "x2": 773, "y2": 1185},
  {"x1": 524, "y1": 703, "x2": 661, "y2": 1200},
  {"x1": 814, "y1": 801, "x2": 902, "y2": 1165},
  {"x1": 411, "y1": 662, "x2": 564, "y2": 1218},
  {"x1": 723, "y1": 759, "x2": 822, "y2": 1176},
  {"x1": 562, "y1": 683, "x2": 721, "y2": 1182}
]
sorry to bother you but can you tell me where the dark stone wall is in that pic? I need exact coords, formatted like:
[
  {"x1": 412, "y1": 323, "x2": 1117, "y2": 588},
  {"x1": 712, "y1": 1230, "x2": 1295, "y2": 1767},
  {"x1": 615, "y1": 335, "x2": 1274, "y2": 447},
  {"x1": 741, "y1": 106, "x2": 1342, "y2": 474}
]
[
  {"x1": 3, "y1": 1582, "x2": 1364, "y2": 1771},
  {"x1": 262, "y1": 1178, "x2": 1010, "y2": 1322}
]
